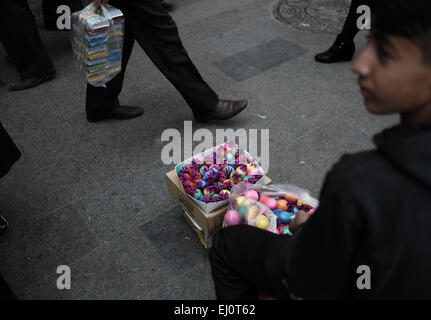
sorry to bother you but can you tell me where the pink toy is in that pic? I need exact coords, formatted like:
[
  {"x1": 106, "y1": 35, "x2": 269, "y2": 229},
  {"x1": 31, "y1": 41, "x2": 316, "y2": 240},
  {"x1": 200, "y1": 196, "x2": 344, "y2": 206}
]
[
  {"x1": 244, "y1": 190, "x2": 259, "y2": 201},
  {"x1": 309, "y1": 208, "x2": 316, "y2": 214},
  {"x1": 249, "y1": 168, "x2": 262, "y2": 176},
  {"x1": 266, "y1": 228, "x2": 277, "y2": 234},
  {"x1": 224, "y1": 210, "x2": 241, "y2": 226},
  {"x1": 259, "y1": 195, "x2": 269, "y2": 203},
  {"x1": 263, "y1": 197, "x2": 277, "y2": 210}
]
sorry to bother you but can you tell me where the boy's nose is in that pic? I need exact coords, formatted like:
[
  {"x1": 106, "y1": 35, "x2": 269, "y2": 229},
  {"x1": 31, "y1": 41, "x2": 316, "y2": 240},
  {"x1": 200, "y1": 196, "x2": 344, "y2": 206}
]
[{"x1": 352, "y1": 46, "x2": 372, "y2": 77}]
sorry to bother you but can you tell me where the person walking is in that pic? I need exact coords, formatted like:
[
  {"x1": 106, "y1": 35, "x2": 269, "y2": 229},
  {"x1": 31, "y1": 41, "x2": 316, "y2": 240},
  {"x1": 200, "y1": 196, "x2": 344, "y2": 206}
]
[
  {"x1": 315, "y1": 0, "x2": 371, "y2": 63},
  {"x1": 0, "y1": 0, "x2": 56, "y2": 90},
  {"x1": 86, "y1": 0, "x2": 247, "y2": 123}
]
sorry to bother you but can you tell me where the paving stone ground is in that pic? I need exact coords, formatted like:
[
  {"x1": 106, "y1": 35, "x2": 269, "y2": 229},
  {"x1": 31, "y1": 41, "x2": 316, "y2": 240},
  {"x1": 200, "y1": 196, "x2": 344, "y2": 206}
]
[{"x1": 0, "y1": 0, "x2": 398, "y2": 299}]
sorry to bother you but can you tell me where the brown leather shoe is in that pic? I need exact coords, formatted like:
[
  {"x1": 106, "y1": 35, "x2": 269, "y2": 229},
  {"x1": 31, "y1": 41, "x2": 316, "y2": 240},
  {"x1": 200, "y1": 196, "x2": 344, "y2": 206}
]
[
  {"x1": 194, "y1": 99, "x2": 248, "y2": 122},
  {"x1": 111, "y1": 105, "x2": 144, "y2": 120}
]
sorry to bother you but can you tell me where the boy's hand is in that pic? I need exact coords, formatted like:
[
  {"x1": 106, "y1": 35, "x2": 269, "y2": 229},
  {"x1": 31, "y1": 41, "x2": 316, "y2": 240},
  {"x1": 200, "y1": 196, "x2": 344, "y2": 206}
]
[
  {"x1": 289, "y1": 210, "x2": 312, "y2": 233},
  {"x1": 93, "y1": 0, "x2": 109, "y2": 8}
]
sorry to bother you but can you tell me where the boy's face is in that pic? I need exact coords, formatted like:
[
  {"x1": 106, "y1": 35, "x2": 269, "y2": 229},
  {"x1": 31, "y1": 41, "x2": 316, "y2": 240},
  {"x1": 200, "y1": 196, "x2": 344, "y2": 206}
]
[{"x1": 352, "y1": 32, "x2": 431, "y2": 121}]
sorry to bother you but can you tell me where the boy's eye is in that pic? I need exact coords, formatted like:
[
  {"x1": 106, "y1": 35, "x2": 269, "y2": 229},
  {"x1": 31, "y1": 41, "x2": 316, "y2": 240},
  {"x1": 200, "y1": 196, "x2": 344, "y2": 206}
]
[
  {"x1": 375, "y1": 44, "x2": 391, "y2": 62},
  {"x1": 367, "y1": 34, "x2": 392, "y2": 63}
]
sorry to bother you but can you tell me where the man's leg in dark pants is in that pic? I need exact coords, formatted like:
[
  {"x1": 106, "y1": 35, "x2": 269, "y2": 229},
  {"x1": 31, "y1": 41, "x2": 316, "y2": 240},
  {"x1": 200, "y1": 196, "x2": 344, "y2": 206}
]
[
  {"x1": 85, "y1": 0, "x2": 218, "y2": 120},
  {"x1": 210, "y1": 225, "x2": 291, "y2": 300},
  {"x1": 315, "y1": 0, "x2": 371, "y2": 63},
  {"x1": 0, "y1": 0, "x2": 55, "y2": 80},
  {"x1": 120, "y1": 0, "x2": 218, "y2": 115},
  {"x1": 86, "y1": 19, "x2": 136, "y2": 121},
  {"x1": 339, "y1": 0, "x2": 372, "y2": 42}
]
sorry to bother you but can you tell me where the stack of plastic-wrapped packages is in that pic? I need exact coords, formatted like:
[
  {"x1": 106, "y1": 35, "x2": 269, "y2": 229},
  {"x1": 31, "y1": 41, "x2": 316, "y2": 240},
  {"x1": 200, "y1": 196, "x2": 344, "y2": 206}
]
[{"x1": 71, "y1": 3, "x2": 124, "y2": 87}]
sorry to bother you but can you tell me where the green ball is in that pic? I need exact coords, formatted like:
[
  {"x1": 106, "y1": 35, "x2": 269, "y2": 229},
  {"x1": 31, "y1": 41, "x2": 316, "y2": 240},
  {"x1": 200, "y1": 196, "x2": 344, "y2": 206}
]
[
  {"x1": 238, "y1": 206, "x2": 248, "y2": 219},
  {"x1": 176, "y1": 163, "x2": 185, "y2": 175},
  {"x1": 194, "y1": 189, "x2": 202, "y2": 200},
  {"x1": 225, "y1": 153, "x2": 235, "y2": 163}
]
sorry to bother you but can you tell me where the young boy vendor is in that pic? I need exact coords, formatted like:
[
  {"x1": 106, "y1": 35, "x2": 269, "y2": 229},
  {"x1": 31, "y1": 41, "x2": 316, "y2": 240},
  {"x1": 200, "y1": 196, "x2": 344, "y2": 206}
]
[{"x1": 210, "y1": 0, "x2": 431, "y2": 299}]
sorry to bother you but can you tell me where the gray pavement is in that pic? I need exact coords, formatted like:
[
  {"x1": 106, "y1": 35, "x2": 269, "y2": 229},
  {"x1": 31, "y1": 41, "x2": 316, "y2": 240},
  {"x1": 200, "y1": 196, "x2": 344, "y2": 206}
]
[{"x1": 0, "y1": 0, "x2": 398, "y2": 299}]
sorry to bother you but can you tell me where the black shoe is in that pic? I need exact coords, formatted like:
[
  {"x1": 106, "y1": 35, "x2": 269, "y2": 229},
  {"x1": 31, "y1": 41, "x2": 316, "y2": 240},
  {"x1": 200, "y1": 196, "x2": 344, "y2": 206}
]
[
  {"x1": 9, "y1": 73, "x2": 56, "y2": 91},
  {"x1": 315, "y1": 35, "x2": 355, "y2": 63},
  {"x1": 111, "y1": 105, "x2": 144, "y2": 120},
  {"x1": 87, "y1": 105, "x2": 144, "y2": 123},
  {"x1": 194, "y1": 99, "x2": 248, "y2": 123}
]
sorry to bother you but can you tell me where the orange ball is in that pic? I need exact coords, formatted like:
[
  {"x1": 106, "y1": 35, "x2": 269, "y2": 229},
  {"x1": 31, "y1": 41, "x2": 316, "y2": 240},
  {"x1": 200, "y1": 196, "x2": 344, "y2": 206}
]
[
  {"x1": 277, "y1": 199, "x2": 288, "y2": 211},
  {"x1": 285, "y1": 194, "x2": 298, "y2": 203}
]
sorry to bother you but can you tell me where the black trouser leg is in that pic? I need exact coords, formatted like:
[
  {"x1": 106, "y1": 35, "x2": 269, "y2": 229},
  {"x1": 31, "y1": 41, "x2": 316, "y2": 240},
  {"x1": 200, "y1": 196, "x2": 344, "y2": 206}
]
[
  {"x1": 0, "y1": 6, "x2": 23, "y2": 67},
  {"x1": 0, "y1": 0, "x2": 55, "y2": 80},
  {"x1": 339, "y1": 0, "x2": 371, "y2": 42},
  {"x1": 121, "y1": 0, "x2": 218, "y2": 115},
  {"x1": 86, "y1": 18, "x2": 136, "y2": 120},
  {"x1": 210, "y1": 225, "x2": 291, "y2": 300},
  {"x1": 85, "y1": 0, "x2": 218, "y2": 118},
  {"x1": 0, "y1": 275, "x2": 16, "y2": 300}
]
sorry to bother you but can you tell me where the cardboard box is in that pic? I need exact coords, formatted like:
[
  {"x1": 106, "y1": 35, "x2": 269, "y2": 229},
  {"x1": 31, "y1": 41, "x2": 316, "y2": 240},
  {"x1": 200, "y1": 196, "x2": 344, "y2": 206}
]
[
  {"x1": 166, "y1": 170, "x2": 271, "y2": 248},
  {"x1": 182, "y1": 210, "x2": 213, "y2": 248}
]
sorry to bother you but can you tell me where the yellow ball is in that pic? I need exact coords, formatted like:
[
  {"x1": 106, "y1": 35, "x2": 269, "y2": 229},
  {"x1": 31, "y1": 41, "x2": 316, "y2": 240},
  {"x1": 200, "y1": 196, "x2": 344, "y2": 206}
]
[
  {"x1": 236, "y1": 196, "x2": 248, "y2": 207},
  {"x1": 246, "y1": 163, "x2": 256, "y2": 173},
  {"x1": 235, "y1": 167, "x2": 247, "y2": 178},
  {"x1": 245, "y1": 206, "x2": 260, "y2": 222},
  {"x1": 256, "y1": 215, "x2": 270, "y2": 229},
  {"x1": 203, "y1": 188, "x2": 214, "y2": 196},
  {"x1": 220, "y1": 189, "x2": 231, "y2": 197}
]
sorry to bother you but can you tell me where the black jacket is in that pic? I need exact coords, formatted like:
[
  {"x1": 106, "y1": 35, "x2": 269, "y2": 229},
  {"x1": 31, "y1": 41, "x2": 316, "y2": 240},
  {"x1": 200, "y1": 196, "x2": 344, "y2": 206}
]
[
  {"x1": 287, "y1": 123, "x2": 431, "y2": 299},
  {"x1": 0, "y1": 122, "x2": 21, "y2": 179}
]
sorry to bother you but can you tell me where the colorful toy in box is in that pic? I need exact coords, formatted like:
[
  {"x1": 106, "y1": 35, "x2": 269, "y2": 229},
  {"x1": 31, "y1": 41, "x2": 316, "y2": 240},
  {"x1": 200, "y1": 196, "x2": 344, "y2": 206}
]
[
  {"x1": 71, "y1": 3, "x2": 124, "y2": 87},
  {"x1": 176, "y1": 142, "x2": 265, "y2": 204},
  {"x1": 224, "y1": 189, "x2": 278, "y2": 232},
  {"x1": 223, "y1": 184, "x2": 319, "y2": 235}
]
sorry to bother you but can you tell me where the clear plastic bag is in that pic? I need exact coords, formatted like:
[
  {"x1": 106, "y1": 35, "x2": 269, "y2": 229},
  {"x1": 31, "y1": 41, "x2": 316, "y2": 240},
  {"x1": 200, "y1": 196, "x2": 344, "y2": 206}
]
[
  {"x1": 71, "y1": 3, "x2": 124, "y2": 87},
  {"x1": 223, "y1": 183, "x2": 319, "y2": 235},
  {"x1": 257, "y1": 184, "x2": 319, "y2": 209}
]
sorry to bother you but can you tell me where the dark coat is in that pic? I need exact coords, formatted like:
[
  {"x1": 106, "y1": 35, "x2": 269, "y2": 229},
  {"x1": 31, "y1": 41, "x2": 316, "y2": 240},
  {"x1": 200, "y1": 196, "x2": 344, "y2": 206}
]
[
  {"x1": 0, "y1": 122, "x2": 21, "y2": 179},
  {"x1": 287, "y1": 123, "x2": 431, "y2": 299}
]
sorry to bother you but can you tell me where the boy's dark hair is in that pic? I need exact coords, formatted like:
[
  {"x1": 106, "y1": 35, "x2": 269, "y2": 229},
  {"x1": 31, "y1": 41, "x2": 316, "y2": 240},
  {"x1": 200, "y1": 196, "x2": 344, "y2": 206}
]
[{"x1": 372, "y1": 0, "x2": 431, "y2": 65}]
